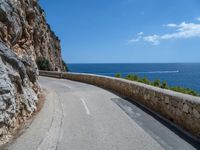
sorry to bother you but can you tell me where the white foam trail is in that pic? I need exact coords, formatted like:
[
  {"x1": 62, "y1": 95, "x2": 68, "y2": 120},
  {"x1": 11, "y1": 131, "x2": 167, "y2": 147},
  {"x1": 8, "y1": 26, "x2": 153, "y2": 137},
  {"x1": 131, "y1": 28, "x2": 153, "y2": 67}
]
[
  {"x1": 135, "y1": 70, "x2": 179, "y2": 74},
  {"x1": 98, "y1": 70, "x2": 179, "y2": 75}
]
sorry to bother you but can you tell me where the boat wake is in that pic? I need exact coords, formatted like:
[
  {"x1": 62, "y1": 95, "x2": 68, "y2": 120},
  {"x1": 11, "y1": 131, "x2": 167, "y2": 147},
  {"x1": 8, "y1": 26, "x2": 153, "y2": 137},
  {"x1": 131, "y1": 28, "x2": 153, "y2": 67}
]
[
  {"x1": 99, "y1": 70, "x2": 179, "y2": 75},
  {"x1": 134, "y1": 70, "x2": 179, "y2": 74}
]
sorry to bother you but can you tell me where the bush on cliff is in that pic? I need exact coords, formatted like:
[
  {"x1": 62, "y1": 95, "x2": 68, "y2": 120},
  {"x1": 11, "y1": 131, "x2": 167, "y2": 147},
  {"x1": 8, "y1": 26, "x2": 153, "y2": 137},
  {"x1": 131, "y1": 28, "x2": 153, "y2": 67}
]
[
  {"x1": 152, "y1": 79, "x2": 161, "y2": 87},
  {"x1": 170, "y1": 86, "x2": 199, "y2": 96},
  {"x1": 62, "y1": 60, "x2": 69, "y2": 72},
  {"x1": 115, "y1": 73, "x2": 200, "y2": 97},
  {"x1": 125, "y1": 74, "x2": 138, "y2": 81},
  {"x1": 140, "y1": 77, "x2": 150, "y2": 84},
  {"x1": 115, "y1": 73, "x2": 121, "y2": 78},
  {"x1": 161, "y1": 81, "x2": 168, "y2": 89},
  {"x1": 36, "y1": 57, "x2": 52, "y2": 71}
]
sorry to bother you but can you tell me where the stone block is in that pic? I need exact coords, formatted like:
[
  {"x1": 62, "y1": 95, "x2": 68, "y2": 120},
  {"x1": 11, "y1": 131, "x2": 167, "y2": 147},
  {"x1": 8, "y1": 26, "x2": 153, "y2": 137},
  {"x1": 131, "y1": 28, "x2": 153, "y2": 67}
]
[{"x1": 182, "y1": 104, "x2": 189, "y2": 113}]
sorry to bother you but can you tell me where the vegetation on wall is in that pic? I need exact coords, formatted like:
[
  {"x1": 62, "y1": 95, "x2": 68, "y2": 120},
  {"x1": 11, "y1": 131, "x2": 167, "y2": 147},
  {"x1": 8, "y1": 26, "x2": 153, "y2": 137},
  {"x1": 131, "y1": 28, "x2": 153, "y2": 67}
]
[{"x1": 116, "y1": 73, "x2": 200, "y2": 97}]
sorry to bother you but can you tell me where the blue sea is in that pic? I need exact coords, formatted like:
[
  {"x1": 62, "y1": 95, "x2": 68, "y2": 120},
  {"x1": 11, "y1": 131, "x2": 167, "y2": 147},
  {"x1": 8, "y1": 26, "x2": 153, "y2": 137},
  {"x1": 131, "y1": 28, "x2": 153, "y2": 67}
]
[{"x1": 68, "y1": 63, "x2": 200, "y2": 92}]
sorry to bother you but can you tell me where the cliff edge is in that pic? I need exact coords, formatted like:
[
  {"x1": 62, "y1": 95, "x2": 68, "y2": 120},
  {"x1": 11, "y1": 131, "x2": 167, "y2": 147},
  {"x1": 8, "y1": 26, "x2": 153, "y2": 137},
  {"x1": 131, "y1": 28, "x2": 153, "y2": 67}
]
[{"x1": 0, "y1": 0, "x2": 64, "y2": 144}]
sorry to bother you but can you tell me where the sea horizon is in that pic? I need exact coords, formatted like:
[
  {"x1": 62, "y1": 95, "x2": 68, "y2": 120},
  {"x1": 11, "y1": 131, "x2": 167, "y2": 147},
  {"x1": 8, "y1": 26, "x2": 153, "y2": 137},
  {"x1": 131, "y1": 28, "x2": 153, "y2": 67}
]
[
  {"x1": 68, "y1": 62, "x2": 200, "y2": 65},
  {"x1": 68, "y1": 63, "x2": 200, "y2": 92}
]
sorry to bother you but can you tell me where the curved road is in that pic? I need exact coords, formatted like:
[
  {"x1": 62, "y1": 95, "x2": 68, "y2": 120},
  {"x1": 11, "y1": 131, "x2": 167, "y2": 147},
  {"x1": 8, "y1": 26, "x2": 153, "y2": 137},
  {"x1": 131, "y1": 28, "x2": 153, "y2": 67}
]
[{"x1": 5, "y1": 76, "x2": 199, "y2": 150}]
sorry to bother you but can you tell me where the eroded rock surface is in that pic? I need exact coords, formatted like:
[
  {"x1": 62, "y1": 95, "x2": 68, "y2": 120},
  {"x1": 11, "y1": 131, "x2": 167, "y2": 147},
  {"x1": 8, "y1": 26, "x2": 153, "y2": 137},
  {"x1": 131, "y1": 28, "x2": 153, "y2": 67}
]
[
  {"x1": 0, "y1": 0, "x2": 64, "y2": 71},
  {"x1": 0, "y1": 42, "x2": 39, "y2": 144},
  {"x1": 0, "y1": 0, "x2": 64, "y2": 144}
]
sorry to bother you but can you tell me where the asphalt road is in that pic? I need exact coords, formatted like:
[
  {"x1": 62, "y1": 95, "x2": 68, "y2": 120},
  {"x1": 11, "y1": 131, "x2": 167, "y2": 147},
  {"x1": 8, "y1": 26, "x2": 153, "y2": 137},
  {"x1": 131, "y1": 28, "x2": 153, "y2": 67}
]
[{"x1": 5, "y1": 76, "x2": 199, "y2": 150}]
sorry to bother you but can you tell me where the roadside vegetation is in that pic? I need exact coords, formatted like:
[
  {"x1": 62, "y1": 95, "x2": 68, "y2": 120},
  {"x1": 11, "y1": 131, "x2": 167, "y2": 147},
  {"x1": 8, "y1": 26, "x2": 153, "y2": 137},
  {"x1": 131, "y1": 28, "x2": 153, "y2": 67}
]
[
  {"x1": 115, "y1": 73, "x2": 200, "y2": 97},
  {"x1": 36, "y1": 57, "x2": 52, "y2": 71},
  {"x1": 62, "y1": 60, "x2": 69, "y2": 72},
  {"x1": 115, "y1": 73, "x2": 121, "y2": 78},
  {"x1": 36, "y1": 57, "x2": 69, "y2": 72}
]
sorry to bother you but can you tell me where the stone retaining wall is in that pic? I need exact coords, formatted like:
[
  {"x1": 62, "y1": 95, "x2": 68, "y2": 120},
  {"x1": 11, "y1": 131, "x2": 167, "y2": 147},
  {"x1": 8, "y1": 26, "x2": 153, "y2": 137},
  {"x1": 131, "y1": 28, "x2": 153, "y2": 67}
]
[
  {"x1": 39, "y1": 71, "x2": 61, "y2": 78},
  {"x1": 39, "y1": 71, "x2": 200, "y2": 139}
]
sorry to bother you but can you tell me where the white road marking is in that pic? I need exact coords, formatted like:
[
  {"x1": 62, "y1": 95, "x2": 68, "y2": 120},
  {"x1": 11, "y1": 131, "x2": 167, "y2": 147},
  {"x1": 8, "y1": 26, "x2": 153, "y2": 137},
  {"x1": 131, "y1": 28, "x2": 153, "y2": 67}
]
[
  {"x1": 80, "y1": 98, "x2": 90, "y2": 115},
  {"x1": 61, "y1": 84, "x2": 72, "y2": 89},
  {"x1": 65, "y1": 85, "x2": 72, "y2": 89}
]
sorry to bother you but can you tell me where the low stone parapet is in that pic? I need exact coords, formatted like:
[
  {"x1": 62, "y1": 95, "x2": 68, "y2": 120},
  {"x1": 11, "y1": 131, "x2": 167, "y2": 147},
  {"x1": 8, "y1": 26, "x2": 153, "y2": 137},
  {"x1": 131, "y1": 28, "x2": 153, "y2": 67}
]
[
  {"x1": 39, "y1": 71, "x2": 62, "y2": 78},
  {"x1": 39, "y1": 70, "x2": 200, "y2": 139}
]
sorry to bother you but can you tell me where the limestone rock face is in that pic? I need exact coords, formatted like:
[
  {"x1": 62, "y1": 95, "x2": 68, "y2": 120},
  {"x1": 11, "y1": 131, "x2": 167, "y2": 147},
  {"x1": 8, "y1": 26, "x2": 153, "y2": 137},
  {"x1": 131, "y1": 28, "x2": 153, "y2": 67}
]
[
  {"x1": 0, "y1": 0, "x2": 64, "y2": 71},
  {"x1": 0, "y1": 0, "x2": 64, "y2": 143},
  {"x1": 0, "y1": 41, "x2": 39, "y2": 144}
]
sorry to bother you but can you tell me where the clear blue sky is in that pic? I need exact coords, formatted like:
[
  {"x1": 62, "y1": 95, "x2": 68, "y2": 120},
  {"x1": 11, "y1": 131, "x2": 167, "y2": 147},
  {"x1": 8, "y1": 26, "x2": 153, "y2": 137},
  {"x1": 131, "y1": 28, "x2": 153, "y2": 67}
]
[{"x1": 40, "y1": 0, "x2": 200, "y2": 63}]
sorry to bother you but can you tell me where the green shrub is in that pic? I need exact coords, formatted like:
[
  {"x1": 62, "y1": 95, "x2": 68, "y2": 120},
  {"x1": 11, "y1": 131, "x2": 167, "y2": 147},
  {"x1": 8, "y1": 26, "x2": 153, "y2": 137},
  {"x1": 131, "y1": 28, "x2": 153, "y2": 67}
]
[
  {"x1": 133, "y1": 75, "x2": 139, "y2": 81},
  {"x1": 152, "y1": 79, "x2": 160, "y2": 87},
  {"x1": 161, "y1": 81, "x2": 168, "y2": 89},
  {"x1": 126, "y1": 74, "x2": 138, "y2": 81},
  {"x1": 62, "y1": 60, "x2": 69, "y2": 72},
  {"x1": 141, "y1": 77, "x2": 150, "y2": 84},
  {"x1": 119, "y1": 73, "x2": 200, "y2": 97},
  {"x1": 36, "y1": 57, "x2": 52, "y2": 71},
  {"x1": 115, "y1": 73, "x2": 121, "y2": 78},
  {"x1": 125, "y1": 74, "x2": 132, "y2": 80},
  {"x1": 170, "y1": 86, "x2": 199, "y2": 96},
  {"x1": 125, "y1": 74, "x2": 133, "y2": 80}
]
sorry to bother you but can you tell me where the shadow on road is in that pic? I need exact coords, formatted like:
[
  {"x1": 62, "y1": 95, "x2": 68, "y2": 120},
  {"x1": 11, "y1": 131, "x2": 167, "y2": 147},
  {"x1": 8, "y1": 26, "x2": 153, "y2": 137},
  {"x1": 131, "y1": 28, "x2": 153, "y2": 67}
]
[{"x1": 111, "y1": 96, "x2": 200, "y2": 150}]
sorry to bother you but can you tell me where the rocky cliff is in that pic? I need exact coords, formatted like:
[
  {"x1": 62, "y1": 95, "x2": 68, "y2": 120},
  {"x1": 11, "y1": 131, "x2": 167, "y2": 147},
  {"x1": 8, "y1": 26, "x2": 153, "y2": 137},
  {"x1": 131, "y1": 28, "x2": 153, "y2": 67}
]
[{"x1": 0, "y1": 0, "x2": 64, "y2": 144}]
